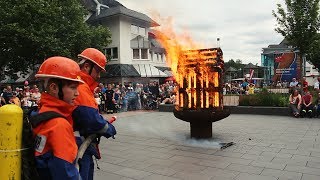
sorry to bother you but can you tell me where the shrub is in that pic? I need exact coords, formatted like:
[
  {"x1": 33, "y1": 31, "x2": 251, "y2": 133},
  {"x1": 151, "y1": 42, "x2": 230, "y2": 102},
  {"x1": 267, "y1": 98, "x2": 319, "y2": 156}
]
[{"x1": 239, "y1": 91, "x2": 289, "y2": 107}]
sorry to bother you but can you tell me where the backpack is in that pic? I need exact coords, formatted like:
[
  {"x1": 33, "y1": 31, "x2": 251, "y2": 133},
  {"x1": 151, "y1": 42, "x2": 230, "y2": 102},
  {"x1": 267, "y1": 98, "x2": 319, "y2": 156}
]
[{"x1": 22, "y1": 108, "x2": 65, "y2": 180}]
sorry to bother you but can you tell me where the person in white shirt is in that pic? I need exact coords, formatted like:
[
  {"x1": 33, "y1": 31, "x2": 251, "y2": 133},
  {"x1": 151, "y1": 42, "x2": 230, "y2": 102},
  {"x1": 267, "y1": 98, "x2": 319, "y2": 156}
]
[{"x1": 289, "y1": 78, "x2": 298, "y2": 88}]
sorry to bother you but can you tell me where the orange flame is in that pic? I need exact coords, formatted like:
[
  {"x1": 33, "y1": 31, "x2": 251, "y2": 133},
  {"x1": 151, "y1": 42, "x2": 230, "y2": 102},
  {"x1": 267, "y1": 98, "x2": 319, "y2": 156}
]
[{"x1": 152, "y1": 16, "x2": 222, "y2": 109}]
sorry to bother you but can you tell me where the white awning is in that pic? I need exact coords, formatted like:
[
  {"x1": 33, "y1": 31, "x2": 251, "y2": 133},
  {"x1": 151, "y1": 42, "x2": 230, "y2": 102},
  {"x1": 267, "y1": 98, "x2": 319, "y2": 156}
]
[{"x1": 133, "y1": 64, "x2": 168, "y2": 77}]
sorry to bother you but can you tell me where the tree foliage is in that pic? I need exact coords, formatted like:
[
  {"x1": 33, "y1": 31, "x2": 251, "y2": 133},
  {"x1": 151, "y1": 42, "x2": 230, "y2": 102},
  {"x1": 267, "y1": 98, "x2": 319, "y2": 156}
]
[
  {"x1": 306, "y1": 33, "x2": 320, "y2": 68},
  {"x1": 0, "y1": 0, "x2": 111, "y2": 78},
  {"x1": 272, "y1": 0, "x2": 320, "y2": 68},
  {"x1": 225, "y1": 59, "x2": 244, "y2": 70}
]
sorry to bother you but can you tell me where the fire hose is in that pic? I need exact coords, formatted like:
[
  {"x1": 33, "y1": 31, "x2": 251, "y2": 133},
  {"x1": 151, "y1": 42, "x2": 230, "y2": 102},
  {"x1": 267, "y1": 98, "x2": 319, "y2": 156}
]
[{"x1": 75, "y1": 116, "x2": 116, "y2": 170}]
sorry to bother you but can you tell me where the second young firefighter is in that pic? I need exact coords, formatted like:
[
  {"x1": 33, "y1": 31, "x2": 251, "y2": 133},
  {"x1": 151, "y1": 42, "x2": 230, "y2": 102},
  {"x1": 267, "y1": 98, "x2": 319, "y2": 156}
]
[{"x1": 72, "y1": 48, "x2": 117, "y2": 180}]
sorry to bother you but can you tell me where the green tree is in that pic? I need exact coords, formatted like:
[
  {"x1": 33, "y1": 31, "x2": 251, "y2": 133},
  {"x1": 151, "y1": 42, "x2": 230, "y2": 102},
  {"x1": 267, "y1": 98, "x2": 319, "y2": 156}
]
[
  {"x1": 0, "y1": 0, "x2": 111, "y2": 78},
  {"x1": 306, "y1": 33, "x2": 320, "y2": 68},
  {"x1": 272, "y1": 0, "x2": 320, "y2": 75}
]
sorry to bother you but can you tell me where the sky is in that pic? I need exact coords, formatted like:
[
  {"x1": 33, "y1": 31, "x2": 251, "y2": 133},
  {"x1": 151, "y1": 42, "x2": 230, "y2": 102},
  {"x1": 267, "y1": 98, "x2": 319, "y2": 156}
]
[{"x1": 118, "y1": 0, "x2": 285, "y2": 65}]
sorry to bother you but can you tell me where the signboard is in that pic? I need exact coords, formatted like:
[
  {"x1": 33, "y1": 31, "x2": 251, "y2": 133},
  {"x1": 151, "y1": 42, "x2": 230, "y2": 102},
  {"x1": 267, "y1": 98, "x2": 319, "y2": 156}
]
[{"x1": 272, "y1": 52, "x2": 299, "y2": 82}]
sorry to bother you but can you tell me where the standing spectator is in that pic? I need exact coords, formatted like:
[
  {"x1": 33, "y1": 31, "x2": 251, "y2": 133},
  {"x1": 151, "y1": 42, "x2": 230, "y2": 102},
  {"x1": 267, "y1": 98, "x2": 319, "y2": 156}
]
[
  {"x1": 301, "y1": 77, "x2": 308, "y2": 93},
  {"x1": 99, "y1": 83, "x2": 106, "y2": 93},
  {"x1": 1, "y1": 85, "x2": 13, "y2": 104},
  {"x1": 135, "y1": 83, "x2": 142, "y2": 109},
  {"x1": 30, "y1": 84, "x2": 38, "y2": 93},
  {"x1": 94, "y1": 93, "x2": 101, "y2": 108},
  {"x1": 241, "y1": 78, "x2": 249, "y2": 94},
  {"x1": 301, "y1": 91, "x2": 313, "y2": 118},
  {"x1": 9, "y1": 92, "x2": 21, "y2": 106},
  {"x1": 289, "y1": 89, "x2": 302, "y2": 117},
  {"x1": 17, "y1": 88, "x2": 24, "y2": 100},
  {"x1": 247, "y1": 82, "x2": 255, "y2": 95},
  {"x1": 105, "y1": 83, "x2": 115, "y2": 114},
  {"x1": 30, "y1": 87, "x2": 41, "y2": 107},
  {"x1": 97, "y1": 87, "x2": 106, "y2": 113},
  {"x1": 276, "y1": 81, "x2": 282, "y2": 88},
  {"x1": 282, "y1": 80, "x2": 288, "y2": 88}
]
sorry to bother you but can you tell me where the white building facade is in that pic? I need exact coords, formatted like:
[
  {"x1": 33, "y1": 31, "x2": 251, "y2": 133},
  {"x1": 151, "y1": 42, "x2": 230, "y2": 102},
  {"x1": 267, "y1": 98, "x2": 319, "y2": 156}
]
[{"x1": 85, "y1": 1, "x2": 170, "y2": 84}]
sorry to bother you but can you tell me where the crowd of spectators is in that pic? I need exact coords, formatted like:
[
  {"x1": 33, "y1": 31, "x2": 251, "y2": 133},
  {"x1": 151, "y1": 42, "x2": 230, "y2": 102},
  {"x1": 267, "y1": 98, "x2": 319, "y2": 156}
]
[
  {"x1": 223, "y1": 78, "x2": 256, "y2": 95},
  {"x1": 0, "y1": 80, "x2": 178, "y2": 114},
  {"x1": 0, "y1": 82, "x2": 41, "y2": 110},
  {"x1": 94, "y1": 81, "x2": 177, "y2": 113},
  {"x1": 287, "y1": 77, "x2": 320, "y2": 118}
]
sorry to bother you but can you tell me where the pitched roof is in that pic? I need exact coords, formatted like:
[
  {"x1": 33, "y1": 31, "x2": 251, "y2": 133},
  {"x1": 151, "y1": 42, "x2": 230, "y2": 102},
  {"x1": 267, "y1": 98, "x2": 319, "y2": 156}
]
[
  {"x1": 81, "y1": 0, "x2": 124, "y2": 12},
  {"x1": 225, "y1": 67, "x2": 237, "y2": 72},
  {"x1": 87, "y1": 5, "x2": 159, "y2": 26},
  {"x1": 243, "y1": 63, "x2": 259, "y2": 69}
]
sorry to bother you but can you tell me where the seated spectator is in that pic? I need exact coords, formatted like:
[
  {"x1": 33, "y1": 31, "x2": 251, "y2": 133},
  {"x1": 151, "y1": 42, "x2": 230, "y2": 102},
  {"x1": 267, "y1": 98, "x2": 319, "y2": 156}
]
[
  {"x1": 301, "y1": 91, "x2": 313, "y2": 118},
  {"x1": 276, "y1": 81, "x2": 282, "y2": 88},
  {"x1": 289, "y1": 89, "x2": 302, "y2": 117},
  {"x1": 289, "y1": 78, "x2": 299, "y2": 88},
  {"x1": 314, "y1": 93, "x2": 320, "y2": 117},
  {"x1": 161, "y1": 93, "x2": 176, "y2": 104}
]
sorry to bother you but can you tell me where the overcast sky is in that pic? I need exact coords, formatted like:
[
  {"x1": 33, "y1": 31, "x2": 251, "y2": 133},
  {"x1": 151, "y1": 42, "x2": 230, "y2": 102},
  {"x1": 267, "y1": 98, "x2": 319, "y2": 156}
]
[{"x1": 118, "y1": 0, "x2": 285, "y2": 65}]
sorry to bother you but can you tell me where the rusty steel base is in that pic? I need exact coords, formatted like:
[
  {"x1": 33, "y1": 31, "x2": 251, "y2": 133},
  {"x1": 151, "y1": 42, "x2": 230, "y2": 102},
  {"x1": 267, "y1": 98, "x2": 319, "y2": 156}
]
[{"x1": 190, "y1": 122, "x2": 212, "y2": 139}]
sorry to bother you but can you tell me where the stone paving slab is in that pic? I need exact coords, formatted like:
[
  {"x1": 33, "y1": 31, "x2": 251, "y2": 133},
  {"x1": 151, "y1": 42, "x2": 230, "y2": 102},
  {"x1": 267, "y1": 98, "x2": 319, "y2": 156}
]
[{"x1": 89, "y1": 111, "x2": 320, "y2": 179}]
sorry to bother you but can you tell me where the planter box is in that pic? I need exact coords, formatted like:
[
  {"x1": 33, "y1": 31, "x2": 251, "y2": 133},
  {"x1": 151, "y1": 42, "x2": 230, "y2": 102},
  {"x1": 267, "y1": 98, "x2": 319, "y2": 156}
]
[
  {"x1": 228, "y1": 106, "x2": 291, "y2": 116},
  {"x1": 159, "y1": 104, "x2": 291, "y2": 116},
  {"x1": 223, "y1": 95, "x2": 239, "y2": 106}
]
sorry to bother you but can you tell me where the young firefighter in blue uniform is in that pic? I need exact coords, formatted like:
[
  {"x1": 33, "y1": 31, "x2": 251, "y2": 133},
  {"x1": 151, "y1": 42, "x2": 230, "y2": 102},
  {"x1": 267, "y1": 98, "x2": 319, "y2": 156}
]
[
  {"x1": 72, "y1": 48, "x2": 117, "y2": 180},
  {"x1": 32, "y1": 57, "x2": 83, "y2": 180}
]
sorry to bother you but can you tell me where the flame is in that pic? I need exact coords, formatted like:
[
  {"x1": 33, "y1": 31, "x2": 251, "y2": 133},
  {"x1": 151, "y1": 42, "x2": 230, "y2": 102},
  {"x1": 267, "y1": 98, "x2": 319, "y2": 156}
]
[{"x1": 152, "y1": 15, "x2": 222, "y2": 109}]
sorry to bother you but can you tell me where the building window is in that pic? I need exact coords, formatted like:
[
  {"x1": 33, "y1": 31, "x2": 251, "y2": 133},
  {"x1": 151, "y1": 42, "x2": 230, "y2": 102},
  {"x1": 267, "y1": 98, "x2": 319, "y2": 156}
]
[
  {"x1": 112, "y1": 48, "x2": 118, "y2": 59},
  {"x1": 131, "y1": 25, "x2": 146, "y2": 36},
  {"x1": 131, "y1": 25, "x2": 139, "y2": 34},
  {"x1": 150, "y1": 51, "x2": 153, "y2": 61},
  {"x1": 105, "y1": 47, "x2": 118, "y2": 60},
  {"x1": 141, "y1": 49, "x2": 148, "y2": 59},
  {"x1": 156, "y1": 53, "x2": 159, "y2": 61},
  {"x1": 306, "y1": 67, "x2": 311, "y2": 73},
  {"x1": 160, "y1": 53, "x2": 164, "y2": 62},
  {"x1": 133, "y1": 49, "x2": 140, "y2": 59},
  {"x1": 139, "y1": 27, "x2": 146, "y2": 36}
]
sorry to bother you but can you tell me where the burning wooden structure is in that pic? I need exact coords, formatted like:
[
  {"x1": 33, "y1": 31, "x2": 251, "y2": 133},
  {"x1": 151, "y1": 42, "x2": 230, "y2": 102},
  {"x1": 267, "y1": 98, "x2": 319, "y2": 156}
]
[{"x1": 173, "y1": 48, "x2": 230, "y2": 139}]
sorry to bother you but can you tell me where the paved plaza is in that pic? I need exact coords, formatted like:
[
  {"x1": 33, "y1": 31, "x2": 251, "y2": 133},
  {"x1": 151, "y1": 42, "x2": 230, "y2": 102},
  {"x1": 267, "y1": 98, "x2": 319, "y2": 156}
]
[{"x1": 94, "y1": 111, "x2": 320, "y2": 180}]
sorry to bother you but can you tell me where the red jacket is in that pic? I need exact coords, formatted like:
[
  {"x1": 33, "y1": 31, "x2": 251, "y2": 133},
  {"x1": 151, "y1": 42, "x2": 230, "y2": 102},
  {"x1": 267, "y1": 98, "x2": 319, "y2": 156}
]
[{"x1": 73, "y1": 71, "x2": 116, "y2": 137}]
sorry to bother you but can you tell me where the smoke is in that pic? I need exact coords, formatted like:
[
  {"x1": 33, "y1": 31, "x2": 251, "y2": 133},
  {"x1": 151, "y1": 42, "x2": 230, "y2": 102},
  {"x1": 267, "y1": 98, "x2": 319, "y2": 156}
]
[{"x1": 114, "y1": 112, "x2": 227, "y2": 149}]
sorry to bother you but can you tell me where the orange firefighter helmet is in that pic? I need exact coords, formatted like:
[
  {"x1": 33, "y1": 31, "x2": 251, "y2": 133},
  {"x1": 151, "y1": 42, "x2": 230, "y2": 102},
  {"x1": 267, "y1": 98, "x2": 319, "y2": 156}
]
[
  {"x1": 78, "y1": 48, "x2": 106, "y2": 72},
  {"x1": 35, "y1": 56, "x2": 83, "y2": 83}
]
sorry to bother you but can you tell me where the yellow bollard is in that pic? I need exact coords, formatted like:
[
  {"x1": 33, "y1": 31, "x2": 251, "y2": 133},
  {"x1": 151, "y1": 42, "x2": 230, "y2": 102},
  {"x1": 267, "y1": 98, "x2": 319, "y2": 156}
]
[{"x1": 0, "y1": 104, "x2": 23, "y2": 180}]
